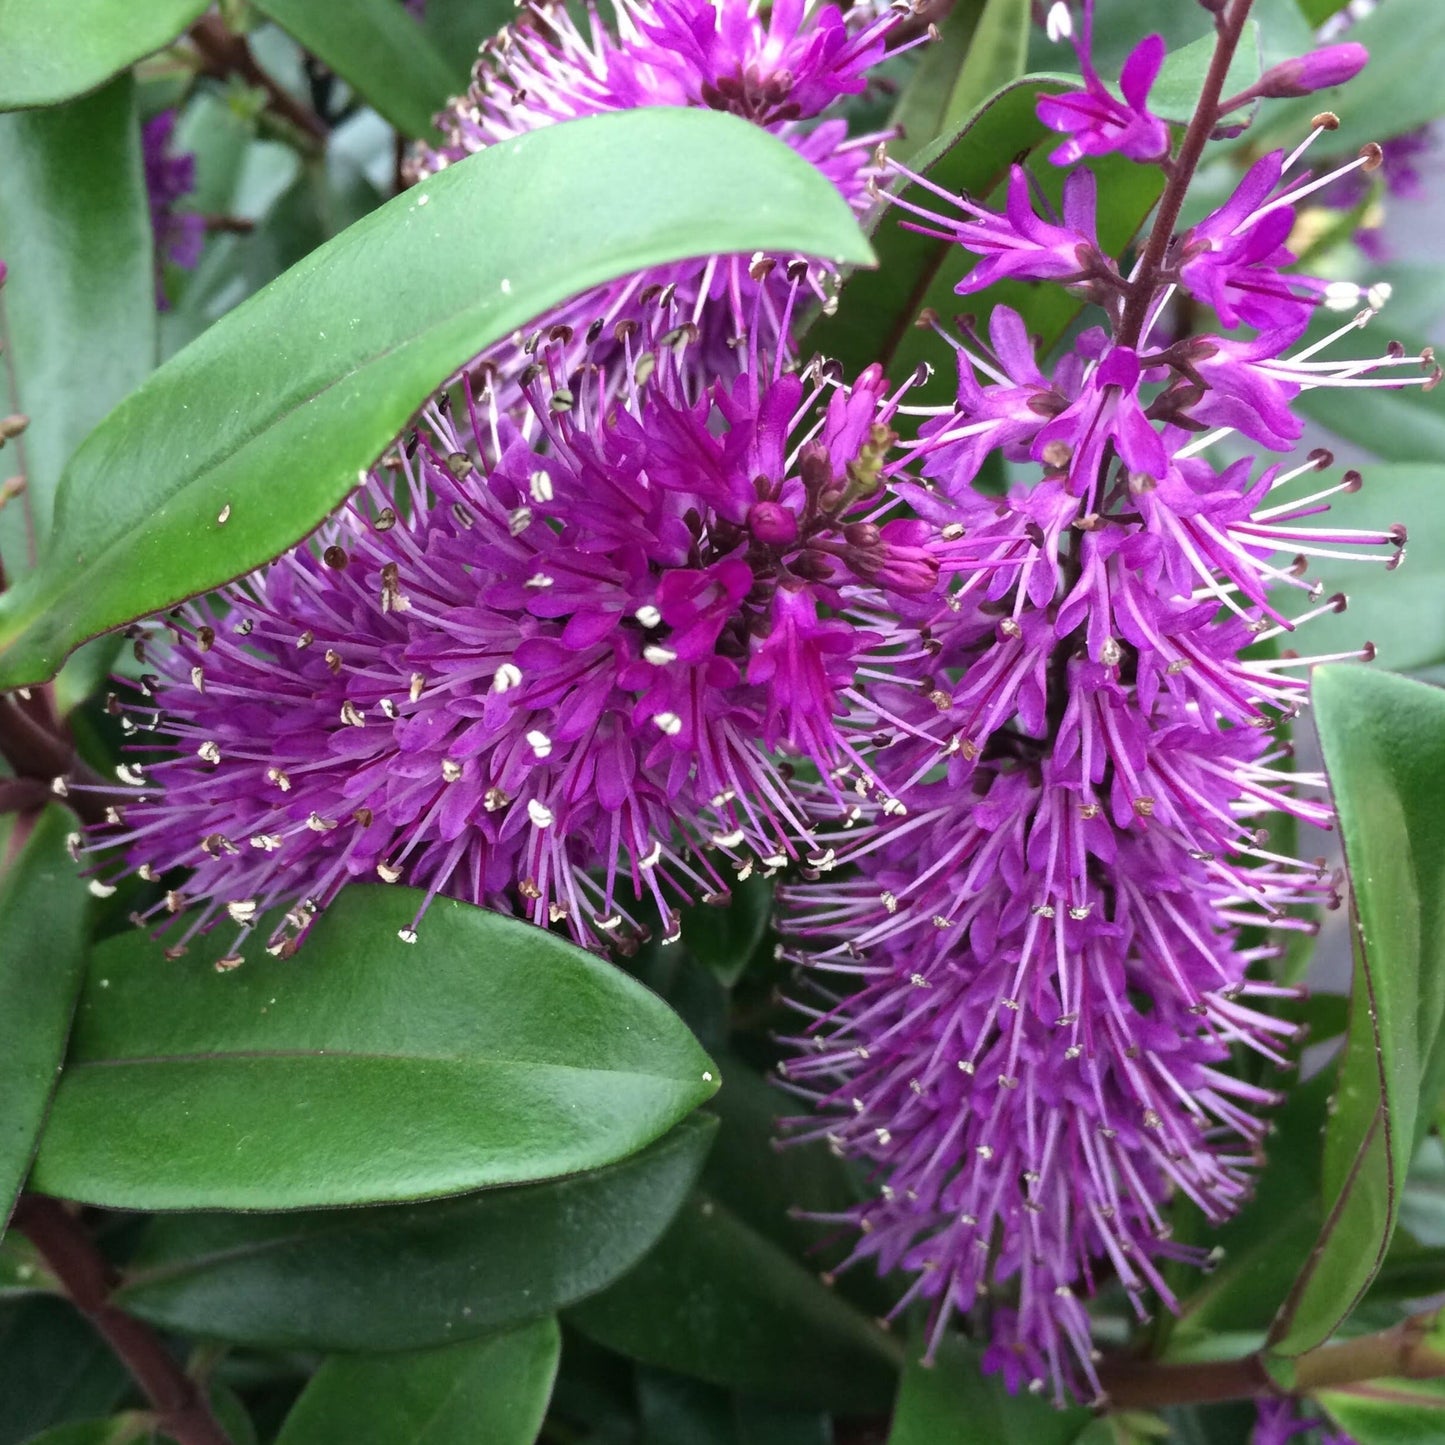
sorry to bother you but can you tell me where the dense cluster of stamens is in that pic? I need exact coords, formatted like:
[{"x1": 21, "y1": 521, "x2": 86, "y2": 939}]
[
  {"x1": 408, "y1": 0, "x2": 919, "y2": 395},
  {"x1": 89, "y1": 317, "x2": 964, "y2": 962}
]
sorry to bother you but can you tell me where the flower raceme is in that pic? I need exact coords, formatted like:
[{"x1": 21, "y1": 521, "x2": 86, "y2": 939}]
[
  {"x1": 91, "y1": 324, "x2": 963, "y2": 964},
  {"x1": 409, "y1": 0, "x2": 917, "y2": 392},
  {"x1": 776, "y1": 5, "x2": 1433, "y2": 1407}
]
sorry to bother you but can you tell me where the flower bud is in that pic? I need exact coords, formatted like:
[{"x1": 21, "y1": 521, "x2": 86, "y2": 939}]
[
  {"x1": 1256, "y1": 43, "x2": 1368, "y2": 99},
  {"x1": 748, "y1": 501, "x2": 799, "y2": 547}
]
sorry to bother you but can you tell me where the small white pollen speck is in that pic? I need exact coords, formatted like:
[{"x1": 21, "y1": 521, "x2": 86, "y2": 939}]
[
  {"x1": 217, "y1": 504, "x2": 231, "y2": 525},
  {"x1": 643, "y1": 644, "x2": 676, "y2": 666},
  {"x1": 417, "y1": 193, "x2": 430, "y2": 206},
  {"x1": 634, "y1": 604, "x2": 662, "y2": 628},
  {"x1": 88, "y1": 879, "x2": 117, "y2": 898},
  {"x1": 702, "y1": 1071, "x2": 714, "y2": 1083},
  {"x1": 526, "y1": 729, "x2": 553, "y2": 759},
  {"x1": 492, "y1": 663, "x2": 523, "y2": 693},
  {"x1": 524, "y1": 573, "x2": 554, "y2": 589},
  {"x1": 527, "y1": 798, "x2": 554, "y2": 828},
  {"x1": 441, "y1": 758, "x2": 463, "y2": 782},
  {"x1": 653, "y1": 711, "x2": 682, "y2": 736},
  {"x1": 1046, "y1": 1, "x2": 1072, "y2": 41},
  {"x1": 197, "y1": 740, "x2": 221, "y2": 764},
  {"x1": 500, "y1": 278, "x2": 512, "y2": 294},
  {"x1": 377, "y1": 861, "x2": 403, "y2": 883},
  {"x1": 528, "y1": 470, "x2": 554, "y2": 503},
  {"x1": 398, "y1": 928, "x2": 418, "y2": 944}
]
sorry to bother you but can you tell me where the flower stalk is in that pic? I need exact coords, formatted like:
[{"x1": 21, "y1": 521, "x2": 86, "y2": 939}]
[{"x1": 12, "y1": 1195, "x2": 236, "y2": 1445}]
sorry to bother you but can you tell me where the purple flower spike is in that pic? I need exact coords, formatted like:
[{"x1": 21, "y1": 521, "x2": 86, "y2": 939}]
[
  {"x1": 90, "y1": 325, "x2": 963, "y2": 965},
  {"x1": 1035, "y1": 2, "x2": 1170, "y2": 167},
  {"x1": 410, "y1": 0, "x2": 911, "y2": 392},
  {"x1": 142, "y1": 109, "x2": 204, "y2": 308}
]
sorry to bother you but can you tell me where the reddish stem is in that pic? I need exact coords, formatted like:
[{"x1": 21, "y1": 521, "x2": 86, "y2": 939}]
[{"x1": 13, "y1": 1196, "x2": 235, "y2": 1445}]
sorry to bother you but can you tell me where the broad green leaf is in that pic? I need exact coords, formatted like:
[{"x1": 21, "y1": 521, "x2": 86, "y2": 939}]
[
  {"x1": 1251, "y1": 0, "x2": 1445, "y2": 155},
  {"x1": 0, "y1": 108, "x2": 873, "y2": 689},
  {"x1": 0, "y1": 0, "x2": 206, "y2": 110},
  {"x1": 888, "y1": 1, "x2": 987, "y2": 163},
  {"x1": 886, "y1": 1333, "x2": 1090, "y2": 1444},
  {"x1": 1269, "y1": 668, "x2": 1445, "y2": 1354},
  {"x1": 637, "y1": 1372, "x2": 738, "y2": 1445},
  {"x1": 0, "y1": 77, "x2": 154, "y2": 571},
  {"x1": 1295, "y1": 464, "x2": 1445, "y2": 674},
  {"x1": 115, "y1": 1117, "x2": 713, "y2": 1349},
  {"x1": 940, "y1": 0, "x2": 1031, "y2": 134},
  {"x1": 32, "y1": 886, "x2": 719, "y2": 1210},
  {"x1": 274, "y1": 1319, "x2": 559, "y2": 1445},
  {"x1": 0, "y1": 808, "x2": 90, "y2": 1234},
  {"x1": 569, "y1": 1191, "x2": 901, "y2": 1411},
  {"x1": 0, "y1": 1298, "x2": 128, "y2": 1445},
  {"x1": 1319, "y1": 1378, "x2": 1445, "y2": 1444},
  {"x1": 251, "y1": 0, "x2": 459, "y2": 140}
]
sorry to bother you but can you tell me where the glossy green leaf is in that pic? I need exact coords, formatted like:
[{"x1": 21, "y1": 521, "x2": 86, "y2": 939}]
[
  {"x1": 32, "y1": 886, "x2": 719, "y2": 1210},
  {"x1": 569, "y1": 1190, "x2": 900, "y2": 1411},
  {"x1": 1295, "y1": 465, "x2": 1445, "y2": 674},
  {"x1": 1269, "y1": 668, "x2": 1445, "y2": 1354},
  {"x1": 0, "y1": 808, "x2": 90, "y2": 1234},
  {"x1": 0, "y1": 108, "x2": 873, "y2": 689},
  {"x1": 939, "y1": 0, "x2": 1031, "y2": 134},
  {"x1": 274, "y1": 1319, "x2": 559, "y2": 1445},
  {"x1": 0, "y1": 0, "x2": 206, "y2": 110},
  {"x1": 0, "y1": 77, "x2": 154, "y2": 572},
  {"x1": 886, "y1": 1333, "x2": 1090, "y2": 1445},
  {"x1": 637, "y1": 1372, "x2": 737, "y2": 1445},
  {"x1": 0, "y1": 1298, "x2": 128, "y2": 1445},
  {"x1": 1319, "y1": 1378, "x2": 1445, "y2": 1444},
  {"x1": 115, "y1": 1116, "x2": 713, "y2": 1350},
  {"x1": 252, "y1": 0, "x2": 459, "y2": 140},
  {"x1": 888, "y1": 0, "x2": 987, "y2": 163}
]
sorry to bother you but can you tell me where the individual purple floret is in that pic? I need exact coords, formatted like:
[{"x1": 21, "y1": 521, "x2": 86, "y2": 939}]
[
  {"x1": 142, "y1": 109, "x2": 204, "y2": 308},
  {"x1": 90, "y1": 320, "x2": 963, "y2": 965},
  {"x1": 1035, "y1": 0, "x2": 1169, "y2": 166},
  {"x1": 1254, "y1": 1396, "x2": 1357, "y2": 1445},
  {"x1": 408, "y1": 0, "x2": 914, "y2": 391}
]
